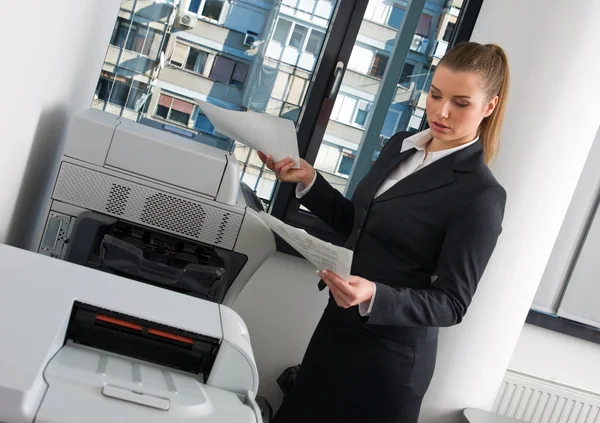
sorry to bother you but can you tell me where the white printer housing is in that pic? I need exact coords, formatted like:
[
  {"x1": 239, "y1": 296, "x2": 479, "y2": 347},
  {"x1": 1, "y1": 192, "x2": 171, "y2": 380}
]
[
  {"x1": 34, "y1": 108, "x2": 275, "y2": 306},
  {"x1": 0, "y1": 244, "x2": 262, "y2": 423}
]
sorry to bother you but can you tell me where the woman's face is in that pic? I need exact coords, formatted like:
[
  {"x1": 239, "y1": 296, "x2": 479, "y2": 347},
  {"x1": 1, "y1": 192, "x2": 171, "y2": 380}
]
[{"x1": 426, "y1": 65, "x2": 498, "y2": 145}]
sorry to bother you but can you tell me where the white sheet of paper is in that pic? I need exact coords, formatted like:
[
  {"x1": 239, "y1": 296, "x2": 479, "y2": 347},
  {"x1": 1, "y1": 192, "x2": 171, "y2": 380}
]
[
  {"x1": 260, "y1": 212, "x2": 353, "y2": 280},
  {"x1": 197, "y1": 100, "x2": 300, "y2": 168}
]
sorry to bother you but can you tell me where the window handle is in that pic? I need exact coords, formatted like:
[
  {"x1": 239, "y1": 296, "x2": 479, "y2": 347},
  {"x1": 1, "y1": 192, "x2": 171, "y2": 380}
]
[{"x1": 328, "y1": 61, "x2": 345, "y2": 99}]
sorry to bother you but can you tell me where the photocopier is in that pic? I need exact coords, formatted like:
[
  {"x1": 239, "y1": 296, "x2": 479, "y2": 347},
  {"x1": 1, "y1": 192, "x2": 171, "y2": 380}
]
[
  {"x1": 0, "y1": 108, "x2": 278, "y2": 422},
  {"x1": 33, "y1": 108, "x2": 276, "y2": 306}
]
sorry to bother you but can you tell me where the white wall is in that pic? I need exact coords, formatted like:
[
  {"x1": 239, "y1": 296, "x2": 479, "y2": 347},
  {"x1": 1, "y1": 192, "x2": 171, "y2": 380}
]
[
  {"x1": 0, "y1": 0, "x2": 121, "y2": 248},
  {"x1": 510, "y1": 324, "x2": 600, "y2": 394}
]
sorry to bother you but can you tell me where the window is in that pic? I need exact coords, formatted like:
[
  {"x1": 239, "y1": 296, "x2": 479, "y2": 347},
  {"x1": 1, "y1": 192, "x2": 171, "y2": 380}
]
[
  {"x1": 416, "y1": 14, "x2": 432, "y2": 37},
  {"x1": 202, "y1": 0, "x2": 225, "y2": 21},
  {"x1": 338, "y1": 152, "x2": 356, "y2": 176},
  {"x1": 443, "y1": 22, "x2": 456, "y2": 42},
  {"x1": 273, "y1": 18, "x2": 292, "y2": 44},
  {"x1": 110, "y1": 18, "x2": 162, "y2": 58},
  {"x1": 189, "y1": 0, "x2": 225, "y2": 23},
  {"x1": 155, "y1": 94, "x2": 194, "y2": 126},
  {"x1": 185, "y1": 49, "x2": 209, "y2": 74},
  {"x1": 306, "y1": 30, "x2": 325, "y2": 55},
  {"x1": 209, "y1": 56, "x2": 249, "y2": 87},
  {"x1": 289, "y1": 24, "x2": 308, "y2": 49},
  {"x1": 369, "y1": 53, "x2": 389, "y2": 79},
  {"x1": 398, "y1": 63, "x2": 415, "y2": 88},
  {"x1": 354, "y1": 102, "x2": 371, "y2": 127},
  {"x1": 387, "y1": 6, "x2": 405, "y2": 30},
  {"x1": 95, "y1": 72, "x2": 149, "y2": 110},
  {"x1": 95, "y1": 0, "x2": 482, "y2": 251}
]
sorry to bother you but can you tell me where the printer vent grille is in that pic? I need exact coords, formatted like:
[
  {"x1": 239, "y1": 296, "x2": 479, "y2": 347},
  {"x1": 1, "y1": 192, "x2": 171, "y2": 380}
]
[
  {"x1": 140, "y1": 193, "x2": 207, "y2": 238},
  {"x1": 106, "y1": 184, "x2": 131, "y2": 216},
  {"x1": 53, "y1": 163, "x2": 243, "y2": 249}
]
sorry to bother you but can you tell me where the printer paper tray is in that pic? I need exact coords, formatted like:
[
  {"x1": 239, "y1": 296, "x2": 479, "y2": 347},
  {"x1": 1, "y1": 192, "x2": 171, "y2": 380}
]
[{"x1": 36, "y1": 343, "x2": 258, "y2": 423}]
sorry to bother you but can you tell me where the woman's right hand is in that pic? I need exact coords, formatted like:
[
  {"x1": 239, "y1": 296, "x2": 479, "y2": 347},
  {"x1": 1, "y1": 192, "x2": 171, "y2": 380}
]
[{"x1": 257, "y1": 152, "x2": 316, "y2": 187}]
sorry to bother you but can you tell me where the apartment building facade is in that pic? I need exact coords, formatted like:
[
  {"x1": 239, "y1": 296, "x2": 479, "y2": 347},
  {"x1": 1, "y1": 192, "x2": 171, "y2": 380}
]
[{"x1": 93, "y1": 0, "x2": 464, "y2": 203}]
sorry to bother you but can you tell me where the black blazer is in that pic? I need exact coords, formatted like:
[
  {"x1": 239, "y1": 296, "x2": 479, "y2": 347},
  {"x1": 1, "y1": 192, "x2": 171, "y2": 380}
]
[{"x1": 300, "y1": 131, "x2": 506, "y2": 331}]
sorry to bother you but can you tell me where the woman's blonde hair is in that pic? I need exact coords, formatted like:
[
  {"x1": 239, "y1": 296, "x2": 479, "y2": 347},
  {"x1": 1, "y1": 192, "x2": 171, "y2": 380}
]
[{"x1": 438, "y1": 42, "x2": 510, "y2": 164}]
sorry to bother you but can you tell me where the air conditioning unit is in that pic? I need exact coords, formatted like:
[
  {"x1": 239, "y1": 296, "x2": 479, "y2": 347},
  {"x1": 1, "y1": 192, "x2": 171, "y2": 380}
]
[
  {"x1": 178, "y1": 12, "x2": 197, "y2": 29},
  {"x1": 243, "y1": 31, "x2": 259, "y2": 47},
  {"x1": 410, "y1": 34, "x2": 430, "y2": 54}
]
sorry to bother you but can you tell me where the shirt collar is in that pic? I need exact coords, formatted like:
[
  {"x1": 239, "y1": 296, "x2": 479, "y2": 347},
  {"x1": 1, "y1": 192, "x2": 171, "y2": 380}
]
[{"x1": 401, "y1": 129, "x2": 480, "y2": 160}]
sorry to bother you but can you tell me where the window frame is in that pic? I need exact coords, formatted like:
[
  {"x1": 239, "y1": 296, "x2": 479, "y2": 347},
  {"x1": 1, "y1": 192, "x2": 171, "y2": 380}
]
[
  {"x1": 268, "y1": 0, "x2": 486, "y2": 252},
  {"x1": 154, "y1": 94, "x2": 195, "y2": 127},
  {"x1": 271, "y1": 16, "x2": 327, "y2": 55},
  {"x1": 189, "y1": 0, "x2": 227, "y2": 25}
]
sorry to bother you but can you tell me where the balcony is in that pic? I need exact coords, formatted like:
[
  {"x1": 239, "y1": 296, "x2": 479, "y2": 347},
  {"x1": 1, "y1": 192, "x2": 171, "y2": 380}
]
[
  {"x1": 158, "y1": 66, "x2": 244, "y2": 107},
  {"x1": 119, "y1": 0, "x2": 173, "y2": 25},
  {"x1": 325, "y1": 120, "x2": 364, "y2": 145},
  {"x1": 358, "y1": 20, "x2": 398, "y2": 51},
  {"x1": 176, "y1": 18, "x2": 249, "y2": 54},
  {"x1": 104, "y1": 45, "x2": 157, "y2": 79}
]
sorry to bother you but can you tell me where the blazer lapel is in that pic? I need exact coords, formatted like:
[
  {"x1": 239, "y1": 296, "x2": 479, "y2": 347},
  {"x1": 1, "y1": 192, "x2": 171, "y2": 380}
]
[
  {"x1": 373, "y1": 140, "x2": 484, "y2": 203},
  {"x1": 359, "y1": 147, "x2": 417, "y2": 201}
]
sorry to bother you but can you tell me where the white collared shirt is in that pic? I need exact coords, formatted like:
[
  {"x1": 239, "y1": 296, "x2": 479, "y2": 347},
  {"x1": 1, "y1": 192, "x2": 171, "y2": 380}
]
[{"x1": 296, "y1": 129, "x2": 480, "y2": 316}]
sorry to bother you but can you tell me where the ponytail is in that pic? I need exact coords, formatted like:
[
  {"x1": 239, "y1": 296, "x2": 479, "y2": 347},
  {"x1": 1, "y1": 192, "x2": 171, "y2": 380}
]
[{"x1": 438, "y1": 42, "x2": 510, "y2": 164}]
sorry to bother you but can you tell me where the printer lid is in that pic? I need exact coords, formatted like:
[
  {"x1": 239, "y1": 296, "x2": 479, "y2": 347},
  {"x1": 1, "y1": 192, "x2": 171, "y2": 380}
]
[{"x1": 62, "y1": 109, "x2": 240, "y2": 205}]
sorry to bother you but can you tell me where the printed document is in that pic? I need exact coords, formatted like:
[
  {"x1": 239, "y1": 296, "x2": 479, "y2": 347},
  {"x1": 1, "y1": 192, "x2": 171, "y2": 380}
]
[
  {"x1": 260, "y1": 212, "x2": 353, "y2": 280},
  {"x1": 197, "y1": 100, "x2": 300, "y2": 167}
]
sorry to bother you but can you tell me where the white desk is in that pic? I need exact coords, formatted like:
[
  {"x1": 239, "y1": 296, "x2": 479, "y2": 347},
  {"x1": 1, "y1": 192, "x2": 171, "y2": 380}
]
[{"x1": 463, "y1": 408, "x2": 523, "y2": 423}]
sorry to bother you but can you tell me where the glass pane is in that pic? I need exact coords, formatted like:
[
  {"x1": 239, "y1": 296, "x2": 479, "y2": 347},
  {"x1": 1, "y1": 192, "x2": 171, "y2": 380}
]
[
  {"x1": 202, "y1": 0, "x2": 224, "y2": 21},
  {"x1": 388, "y1": 6, "x2": 405, "y2": 30},
  {"x1": 289, "y1": 24, "x2": 308, "y2": 49},
  {"x1": 273, "y1": 18, "x2": 292, "y2": 44},
  {"x1": 314, "y1": 0, "x2": 467, "y2": 196},
  {"x1": 93, "y1": 0, "x2": 338, "y2": 206},
  {"x1": 306, "y1": 30, "x2": 324, "y2": 55}
]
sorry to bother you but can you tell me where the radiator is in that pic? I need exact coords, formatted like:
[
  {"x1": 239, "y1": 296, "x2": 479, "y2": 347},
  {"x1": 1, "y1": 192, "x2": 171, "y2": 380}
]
[{"x1": 493, "y1": 370, "x2": 600, "y2": 423}]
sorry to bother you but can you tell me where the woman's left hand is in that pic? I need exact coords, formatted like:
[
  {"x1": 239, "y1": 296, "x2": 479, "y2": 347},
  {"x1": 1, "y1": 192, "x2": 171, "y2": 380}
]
[{"x1": 317, "y1": 270, "x2": 375, "y2": 309}]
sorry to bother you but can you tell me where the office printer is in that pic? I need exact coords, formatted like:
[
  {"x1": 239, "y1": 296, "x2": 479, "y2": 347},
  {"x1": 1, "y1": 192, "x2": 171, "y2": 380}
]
[
  {"x1": 0, "y1": 244, "x2": 262, "y2": 423},
  {"x1": 35, "y1": 108, "x2": 275, "y2": 306}
]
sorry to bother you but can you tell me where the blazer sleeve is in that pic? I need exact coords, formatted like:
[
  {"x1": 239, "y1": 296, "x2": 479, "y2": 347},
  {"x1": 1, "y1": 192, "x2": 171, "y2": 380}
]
[
  {"x1": 365, "y1": 185, "x2": 507, "y2": 328},
  {"x1": 299, "y1": 172, "x2": 354, "y2": 238}
]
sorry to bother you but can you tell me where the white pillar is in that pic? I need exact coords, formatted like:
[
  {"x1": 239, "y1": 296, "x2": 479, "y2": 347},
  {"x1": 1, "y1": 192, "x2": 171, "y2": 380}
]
[{"x1": 419, "y1": 1, "x2": 600, "y2": 421}]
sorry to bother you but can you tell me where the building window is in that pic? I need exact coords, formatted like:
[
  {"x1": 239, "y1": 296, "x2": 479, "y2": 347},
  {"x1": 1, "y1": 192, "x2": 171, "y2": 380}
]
[
  {"x1": 370, "y1": 53, "x2": 389, "y2": 79},
  {"x1": 354, "y1": 101, "x2": 371, "y2": 127},
  {"x1": 272, "y1": 18, "x2": 323, "y2": 55},
  {"x1": 305, "y1": 30, "x2": 324, "y2": 55},
  {"x1": 416, "y1": 14, "x2": 432, "y2": 37},
  {"x1": 95, "y1": 72, "x2": 149, "y2": 111},
  {"x1": 110, "y1": 18, "x2": 161, "y2": 58},
  {"x1": 289, "y1": 24, "x2": 308, "y2": 49},
  {"x1": 273, "y1": 18, "x2": 292, "y2": 44},
  {"x1": 189, "y1": 0, "x2": 225, "y2": 23},
  {"x1": 398, "y1": 63, "x2": 415, "y2": 88},
  {"x1": 155, "y1": 94, "x2": 194, "y2": 126},
  {"x1": 170, "y1": 41, "x2": 210, "y2": 75},
  {"x1": 185, "y1": 48, "x2": 209, "y2": 74},
  {"x1": 387, "y1": 6, "x2": 405, "y2": 30},
  {"x1": 443, "y1": 22, "x2": 456, "y2": 42},
  {"x1": 338, "y1": 152, "x2": 356, "y2": 176},
  {"x1": 209, "y1": 56, "x2": 249, "y2": 87}
]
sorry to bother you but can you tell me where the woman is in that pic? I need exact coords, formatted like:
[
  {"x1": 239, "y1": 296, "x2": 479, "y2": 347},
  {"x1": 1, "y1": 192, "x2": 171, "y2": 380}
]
[{"x1": 260, "y1": 42, "x2": 510, "y2": 423}]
